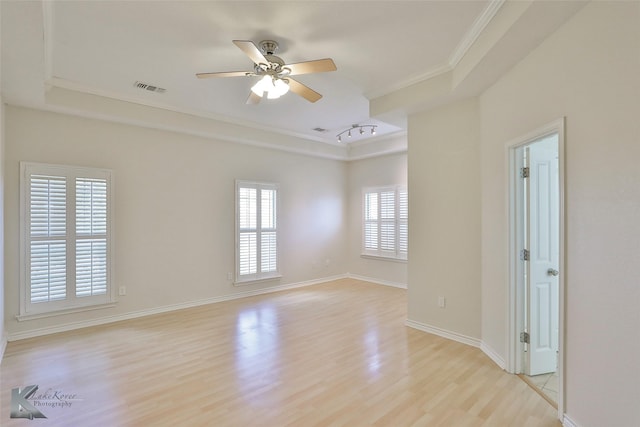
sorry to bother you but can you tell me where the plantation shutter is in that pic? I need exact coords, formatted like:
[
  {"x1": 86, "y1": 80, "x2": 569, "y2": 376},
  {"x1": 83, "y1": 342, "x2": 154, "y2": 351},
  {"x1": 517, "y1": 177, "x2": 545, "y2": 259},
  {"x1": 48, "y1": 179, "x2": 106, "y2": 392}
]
[
  {"x1": 398, "y1": 188, "x2": 408, "y2": 259},
  {"x1": 260, "y1": 188, "x2": 277, "y2": 273},
  {"x1": 362, "y1": 186, "x2": 408, "y2": 260},
  {"x1": 236, "y1": 181, "x2": 279, "y2": 282},
  {"x1": 21, "y1": 163, "x2": 113, "y2": 317},
  {"x1": 379, "y1": 190, "x2": 396, "y2": 253},
  {"x1": 364, "y1": 192, "x2": 378, "y2": 250},
  {"x1": 29, "y1": 174, "x2": 67, "y2": 303},
  {"x1": 76, "y1": 178, "x2": 108, "y2": 297}
]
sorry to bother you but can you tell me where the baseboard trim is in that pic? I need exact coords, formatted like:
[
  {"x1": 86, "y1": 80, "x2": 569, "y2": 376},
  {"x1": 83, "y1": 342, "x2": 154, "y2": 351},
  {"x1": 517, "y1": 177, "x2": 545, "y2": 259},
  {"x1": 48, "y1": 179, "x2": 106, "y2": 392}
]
[
  {"x1": 480, "y1": 341, "x2": 506, "y2": 370},
  {"x1": 7, "y1": 274, "x2": 348, "y2": 342},
  {"x1": 347, "y1": 273, "x2": 407, "y2": 289},
  {"x1": 562, "y1": 414, "x2": 580, "y2": 427},
  {"x1": 405, "y1": 319, "x2": 481, "y2": 348}
]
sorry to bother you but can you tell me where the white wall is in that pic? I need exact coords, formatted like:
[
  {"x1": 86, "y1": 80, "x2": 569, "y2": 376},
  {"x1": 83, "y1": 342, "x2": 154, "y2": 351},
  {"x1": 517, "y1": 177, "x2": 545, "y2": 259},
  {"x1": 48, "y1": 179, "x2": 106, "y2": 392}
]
[
  {"x1": 407, "y1": 97, "x2": 481, "y2": 341},
  {"x1": 479, "y1": 2, "x2": 640, "y2": 425},
  {"x1": 4, "y1": 106, "x2": 348, "y2": 338},
  {"x1": 347, "y1": 152, "x2": 407, "y2": 286}
]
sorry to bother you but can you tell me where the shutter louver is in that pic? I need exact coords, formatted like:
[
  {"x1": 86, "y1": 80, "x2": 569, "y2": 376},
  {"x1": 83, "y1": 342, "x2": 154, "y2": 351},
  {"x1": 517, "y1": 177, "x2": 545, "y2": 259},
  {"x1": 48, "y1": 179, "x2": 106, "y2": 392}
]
[
  {"x1": 399, "y1": 190, "x2": 408, "y2": 257},
  {"x1": 76, "y1": 178, "x2": 108, "y2": 297},
  {"x1": 364, "y1": 192, "x2": 378, "y2": 250},
  {"x1": 30, "y1": 241, "x2": 66, "y2": 302},
  {"x1": 29, "y1": 175, "x2": 67, "y2": 303},
  {"x1": 239, "y1": 232, "x2": 257, "y2": 275},
  {"x1": 380, "y1": 191, "x2": 395, "y2": 252},
  {"x1": 30, "y1": 175, "x2": 66, "y2": 237}
]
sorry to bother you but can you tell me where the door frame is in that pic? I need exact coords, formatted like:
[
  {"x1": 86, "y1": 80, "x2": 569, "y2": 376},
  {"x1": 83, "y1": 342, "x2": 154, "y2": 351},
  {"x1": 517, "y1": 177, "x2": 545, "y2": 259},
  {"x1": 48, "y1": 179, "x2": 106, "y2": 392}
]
[{"x1": 506, "y1": 118, "x2": 565, "y2": 418}]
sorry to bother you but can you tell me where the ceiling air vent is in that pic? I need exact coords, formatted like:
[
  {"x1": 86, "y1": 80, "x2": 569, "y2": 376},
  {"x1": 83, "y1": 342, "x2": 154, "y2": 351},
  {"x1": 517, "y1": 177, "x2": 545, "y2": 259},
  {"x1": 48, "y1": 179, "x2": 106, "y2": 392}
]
[
  {"x1": 313, "y1": 127, "x2": 329, "y2": 133},
  {"x1": 134, "y1": 81, "x2": 166, "y2": 93}
]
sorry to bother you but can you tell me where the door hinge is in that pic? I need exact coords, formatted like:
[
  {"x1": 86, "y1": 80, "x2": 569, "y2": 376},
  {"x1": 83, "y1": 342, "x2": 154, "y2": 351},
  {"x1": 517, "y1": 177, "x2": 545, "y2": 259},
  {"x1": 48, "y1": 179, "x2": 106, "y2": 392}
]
[
  {"x1": 520, "y1": 167, "x2": 530, "y2": 178},
  {"x1": 520, "y1": 331, "x2": 530, "y2": 344},
  {"x1": 520, "y1": 249, "x2": 530, "y2": 261}
]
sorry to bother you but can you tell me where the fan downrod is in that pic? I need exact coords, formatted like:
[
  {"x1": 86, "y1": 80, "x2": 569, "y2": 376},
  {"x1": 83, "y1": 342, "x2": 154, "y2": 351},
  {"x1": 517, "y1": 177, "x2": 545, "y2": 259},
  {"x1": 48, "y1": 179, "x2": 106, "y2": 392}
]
[{"x1": 259, "y1": 40, "x2": 279, "y2": 55}]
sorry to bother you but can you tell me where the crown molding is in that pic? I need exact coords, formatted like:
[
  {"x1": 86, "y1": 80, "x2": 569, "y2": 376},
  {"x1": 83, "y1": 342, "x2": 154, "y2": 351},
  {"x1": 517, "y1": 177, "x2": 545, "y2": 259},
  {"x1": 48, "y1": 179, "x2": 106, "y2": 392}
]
[
  {"x1": 366, "y1": 0, "x2": 506, "y2": 100},
  {"x1": 448, "y1": 0, "x2": 506, "y2": 68}
]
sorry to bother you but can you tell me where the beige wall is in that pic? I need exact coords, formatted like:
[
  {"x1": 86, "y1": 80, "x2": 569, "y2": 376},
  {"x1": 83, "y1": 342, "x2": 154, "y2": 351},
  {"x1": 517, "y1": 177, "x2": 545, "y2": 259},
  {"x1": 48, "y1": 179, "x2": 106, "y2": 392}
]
[
  {"x1": 347, "y1": 152, "x2": 407, "y2": 286},
  {"x1": 0, "y1": 3, "x2": 5, "y2": 359},
  {"x1": 406, "y1": 4, "x2": 640, "y2": 424},
  {"x1": 407, "y1": 97, "x2": 481, "y2": 340},
  {"x1": 479, "y1": 2, "x2": 640, "y2": 425},
  {"x1": 4, "y1": 106, "x2": 349, "y2": 337}
]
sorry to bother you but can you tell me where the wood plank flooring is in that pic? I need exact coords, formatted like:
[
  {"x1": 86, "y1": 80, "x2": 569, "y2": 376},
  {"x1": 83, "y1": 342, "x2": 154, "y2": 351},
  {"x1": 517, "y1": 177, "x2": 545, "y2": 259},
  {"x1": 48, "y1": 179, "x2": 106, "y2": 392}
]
[{"x1": 1, "y1": 279, "x2": 560, "y2": 426}]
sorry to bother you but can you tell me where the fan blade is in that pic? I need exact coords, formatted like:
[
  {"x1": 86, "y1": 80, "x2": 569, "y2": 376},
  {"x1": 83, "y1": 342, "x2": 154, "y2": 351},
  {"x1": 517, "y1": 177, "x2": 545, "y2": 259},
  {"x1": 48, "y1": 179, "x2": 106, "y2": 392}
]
[
  {"x1": 196, "y1": 71, "x2": 252, "y2": 79},
  {"x1": 233, "y1": 40, "x2": 268, "y2": 65},
  {"x1": 287, "y1": 78, "x2": 322, "y2": 103},
  {"x1": 246, "y1": 91, "x2": 262, "y2": 105},
  {"x1": 286, "y1": 58, "x2": 337, "y2": 76}
]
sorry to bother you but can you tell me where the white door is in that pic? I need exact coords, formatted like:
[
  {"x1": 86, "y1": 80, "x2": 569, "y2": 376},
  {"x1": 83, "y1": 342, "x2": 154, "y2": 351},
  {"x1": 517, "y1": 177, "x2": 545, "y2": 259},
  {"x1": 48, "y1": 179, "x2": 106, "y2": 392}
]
[{"x1": 526, "y1": 135, "x2": 560, "y2": 376}]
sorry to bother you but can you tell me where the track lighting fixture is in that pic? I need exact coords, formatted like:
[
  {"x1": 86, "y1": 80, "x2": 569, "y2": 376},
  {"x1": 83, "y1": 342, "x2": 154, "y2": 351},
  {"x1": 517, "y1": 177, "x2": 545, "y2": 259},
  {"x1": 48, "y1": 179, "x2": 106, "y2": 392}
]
[{"x1": 336, "y1": 124, "x2": 377, "y2": 142}]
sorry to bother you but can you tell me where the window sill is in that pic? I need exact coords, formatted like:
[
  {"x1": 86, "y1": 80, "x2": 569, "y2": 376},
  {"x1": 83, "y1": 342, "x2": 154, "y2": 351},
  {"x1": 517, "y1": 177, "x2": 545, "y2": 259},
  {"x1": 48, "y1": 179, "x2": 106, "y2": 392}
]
[
  {"x1": 16, "y1": 302, "x2": 117, "y2": 322},
  {"x1": 234, "y1": 274, "x2": 283, "y2": 287},
  {"x1": 360, "y1": 254, "x2": 408, "y2": 263}
]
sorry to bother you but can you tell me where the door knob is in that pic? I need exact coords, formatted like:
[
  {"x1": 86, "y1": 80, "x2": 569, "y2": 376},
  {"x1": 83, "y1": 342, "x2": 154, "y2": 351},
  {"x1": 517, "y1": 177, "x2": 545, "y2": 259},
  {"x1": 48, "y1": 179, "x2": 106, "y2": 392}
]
[{"x1": 547, "y1": 268, "x2": 559, "y2": 276}]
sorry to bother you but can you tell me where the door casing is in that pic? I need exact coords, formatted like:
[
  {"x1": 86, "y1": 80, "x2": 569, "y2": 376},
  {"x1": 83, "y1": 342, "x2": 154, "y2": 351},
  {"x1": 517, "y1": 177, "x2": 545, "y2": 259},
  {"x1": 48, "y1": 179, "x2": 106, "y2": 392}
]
[{"x1": 507, "y1": 118, "x2": 565, "y2": 419}]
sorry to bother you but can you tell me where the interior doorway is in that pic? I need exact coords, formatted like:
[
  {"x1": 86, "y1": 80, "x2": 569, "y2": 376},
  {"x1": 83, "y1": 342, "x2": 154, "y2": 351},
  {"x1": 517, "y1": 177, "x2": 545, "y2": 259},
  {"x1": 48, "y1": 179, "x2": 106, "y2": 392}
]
[{"x1": 508, "y1": 119, "x2": 565, "y2": 418}]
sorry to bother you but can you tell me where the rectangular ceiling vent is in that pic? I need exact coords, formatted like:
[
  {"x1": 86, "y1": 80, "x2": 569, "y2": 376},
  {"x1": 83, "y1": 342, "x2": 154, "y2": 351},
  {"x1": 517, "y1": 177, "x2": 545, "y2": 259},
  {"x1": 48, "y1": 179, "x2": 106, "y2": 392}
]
[
  {"x1": 313, "y1": 127, "x2": 329, "y2": 133},
  {"x1": 134, "y1": 81, "x2": 166, "y2": 93}
]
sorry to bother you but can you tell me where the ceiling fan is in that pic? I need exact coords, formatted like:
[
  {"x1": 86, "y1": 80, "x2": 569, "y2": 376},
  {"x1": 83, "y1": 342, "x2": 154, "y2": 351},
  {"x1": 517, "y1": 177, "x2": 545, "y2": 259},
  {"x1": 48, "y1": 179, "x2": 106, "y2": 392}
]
[{"x1": 196, "y1": 40, "x2": 337, "y2": 104}]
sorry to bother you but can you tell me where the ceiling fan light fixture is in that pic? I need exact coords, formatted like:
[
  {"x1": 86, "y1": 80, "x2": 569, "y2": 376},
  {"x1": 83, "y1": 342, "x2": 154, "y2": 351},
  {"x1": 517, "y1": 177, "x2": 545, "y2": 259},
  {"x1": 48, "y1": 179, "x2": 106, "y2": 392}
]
[
  {"x1": 251, "y1": 75, "x2": 290, "y2": 99},
  {"x1": 267, "y1": 78, "x2": 290, "y2": 99},
  {"x1": 251, "y1": 75, "x2": 272, "y2": 97}
]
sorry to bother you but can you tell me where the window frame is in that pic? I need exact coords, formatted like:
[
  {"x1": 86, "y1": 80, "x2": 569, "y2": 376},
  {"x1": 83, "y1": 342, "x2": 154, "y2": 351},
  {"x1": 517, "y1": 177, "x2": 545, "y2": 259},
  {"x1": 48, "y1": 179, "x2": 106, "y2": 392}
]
[
  {"x1": 235, "y1": 180, "x2": 280, "y2": 284},
  {"x1": 362, "y1": 186, "x2": 408, "y2": 261},
  {"x1": 19, "y1": 162, "x2": 115, "y2": 319}
]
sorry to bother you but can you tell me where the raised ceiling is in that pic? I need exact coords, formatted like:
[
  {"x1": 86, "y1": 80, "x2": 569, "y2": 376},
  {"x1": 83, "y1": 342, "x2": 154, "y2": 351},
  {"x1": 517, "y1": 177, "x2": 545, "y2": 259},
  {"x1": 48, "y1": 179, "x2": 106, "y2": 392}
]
[{"x1": 1, "y1": 1, "x2": 586, "y2": 154}]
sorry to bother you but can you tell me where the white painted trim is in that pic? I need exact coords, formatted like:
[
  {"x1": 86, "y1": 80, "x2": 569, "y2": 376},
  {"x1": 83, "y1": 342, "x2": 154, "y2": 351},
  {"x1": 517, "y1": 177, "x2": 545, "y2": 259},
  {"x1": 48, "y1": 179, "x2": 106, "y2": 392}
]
[
  {"x1": 346, "y1": 146, "x2": 408, "y2": 162},
  {"x1": 6, "y1": 99, "x2": 350, "y2": 162},
  {"x1": 506, "y1": 118, "x2": 566, "y2": 421},
  {"x1": 405, "y1": 319, "x2": 481, "y2": 348},
  {"x1": 405, "y1": 321, "x2": 507, "y2": 371},
  {"x1": 480, "y1": 341, "x2": 506, "y2": 370},
  {"x1": 365, "y1": 63, "x2": 452, "y2": 99},
  {"x1": 449, "y1": 0, "x2": 506, "y2": 67},
  {"x1": 7, "y1": 274, "x2": 348, "y2": 342},
  {"x1": 347, "y1": 273, "x2": 407, "y2": 289},
  {"x1": 47, "y1": 77, "x2": 341, "y2": 147},
  {"x1": 366, "y1": 0, "x2": 506, "y2": 99},
  {"x1": 562, "y1": 414, "x2": 580, "y2": 427}
]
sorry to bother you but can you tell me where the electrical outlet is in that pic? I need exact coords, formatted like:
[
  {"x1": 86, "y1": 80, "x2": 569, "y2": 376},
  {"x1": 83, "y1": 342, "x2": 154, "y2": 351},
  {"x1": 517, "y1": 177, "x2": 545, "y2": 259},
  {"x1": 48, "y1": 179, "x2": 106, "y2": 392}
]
[
  {"x1": 119, "y1": 286, "x2": 127, "y2": 296},
  {"x1": 227, "y1": 272, "x2": 233, "y2": 281},
  {"x1": 438, "y1": 296, "x2": 446, "y2": 308}
]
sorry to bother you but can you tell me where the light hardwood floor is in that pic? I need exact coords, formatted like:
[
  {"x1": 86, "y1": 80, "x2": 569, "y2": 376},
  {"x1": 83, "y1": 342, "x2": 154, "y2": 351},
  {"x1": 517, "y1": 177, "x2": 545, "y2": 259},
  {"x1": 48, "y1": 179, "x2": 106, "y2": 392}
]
[{"x1": 1, "y1": 279, "x2": 561, "y2": 426}]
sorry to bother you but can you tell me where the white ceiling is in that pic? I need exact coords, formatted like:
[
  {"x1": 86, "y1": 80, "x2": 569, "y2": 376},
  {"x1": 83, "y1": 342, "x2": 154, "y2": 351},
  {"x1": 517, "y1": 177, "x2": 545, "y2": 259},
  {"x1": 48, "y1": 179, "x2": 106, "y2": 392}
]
[{"x1": 1, "y1": 1, "x2": 586, "y2": 150}]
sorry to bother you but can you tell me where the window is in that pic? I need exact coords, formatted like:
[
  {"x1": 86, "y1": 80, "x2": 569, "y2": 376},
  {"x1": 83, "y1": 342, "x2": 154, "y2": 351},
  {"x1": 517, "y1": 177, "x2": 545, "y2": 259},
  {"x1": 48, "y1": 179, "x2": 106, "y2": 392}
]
[
  {"x1": 236, "y1": 181, "x2": 279, "y2": 283},
  {"x1": 20, "y1": 162, "x2": 114, "y2": 317},
  {"x1": 363, "y1": 186, "x2": 408, "y2": 260}
]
